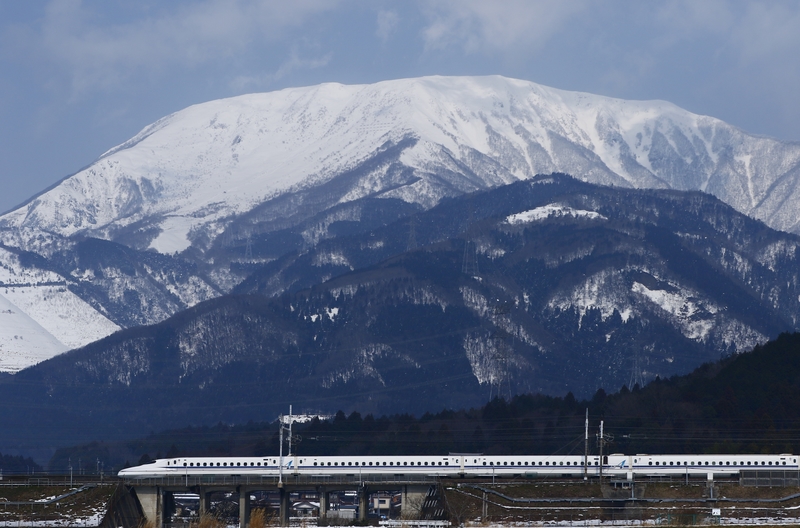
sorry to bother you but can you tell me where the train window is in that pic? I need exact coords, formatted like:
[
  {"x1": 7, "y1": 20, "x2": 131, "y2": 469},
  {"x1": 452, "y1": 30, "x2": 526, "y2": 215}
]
[
  {"x1": 503, "y1": 462, "x2": 507, "y2": 466},
  {"x1": 705, "y1": 462, "x2": 709, "y2": 465},
  {"x1": 334, "y1": 462, "x2": 338, "y2": 466},
  {"x1": 223, "y1": 463, "x2": 227, "y2": 466},
  {"x1": 184, "y1": 463, "x2": 187, "y2": 467},
  {"x1": 327, "y1": 462, "x2": 331, "y2": 466},
  {"x1": 237, "y1": 462, "x2": 241, "y2": 466},
  {"x1": 348, "y1": 462, "x2": 352, "y2": 466},
  {"x1": 314, "y1": 462, "x2": 317, "y2": 466},
  {"x1": 483, "y1": 462, "x2": 486, "y2": 466},
  {"x1": 474, "y1": 459, "x2": 477, "y2": 463},
  {"x1": 655, "y1": 462, "x2": 659, "y2": 466},
  {"x1": 446, "y1": 461, "x2": 449, "y2": 465},
  {"x1": 383, "y1": 462, "x2": 387, "y2": 466},
  {"x1": 784, "y1": 462, "x2": 787, "y2": 465},
  {"x1": 566, "y1": 462, "x2": 570, "y2": 466},
  {"x1": 404, "y1": 462, "x2": 407, "y2": 466},
  {"x1": 669, "y1": 462, "x2": 673, "y2": 466},
  {"x1": 649, "y1": 462, "x2": 652, "y2": 466},
  {"x1": 545, "y1": 462, "x2": 549, "y2": 466}
]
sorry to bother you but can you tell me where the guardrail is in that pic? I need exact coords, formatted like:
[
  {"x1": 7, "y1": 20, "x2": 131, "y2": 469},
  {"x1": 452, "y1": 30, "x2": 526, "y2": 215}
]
[{"x1": 740, "y1": 470, "x2": 800, "y2": 487}]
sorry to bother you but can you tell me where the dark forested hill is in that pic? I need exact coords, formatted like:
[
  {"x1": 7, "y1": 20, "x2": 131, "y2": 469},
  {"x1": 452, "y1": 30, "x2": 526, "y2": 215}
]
[
  {"x1": 3, "y1": 175, "x2": 800, "y2": 457},
  {"x1": 49, "y1": 332, "x2": 800, "y2": 473}
]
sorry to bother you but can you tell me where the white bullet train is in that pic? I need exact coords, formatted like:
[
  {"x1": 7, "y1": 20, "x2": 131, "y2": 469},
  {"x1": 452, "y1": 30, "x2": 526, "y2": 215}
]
[{"x1": 119, "y1": 453, "x2": 799, "y2": 480}]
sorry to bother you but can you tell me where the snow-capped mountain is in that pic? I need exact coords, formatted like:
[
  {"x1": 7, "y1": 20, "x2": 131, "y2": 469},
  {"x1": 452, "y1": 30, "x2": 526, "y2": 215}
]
[
  {"x1": 2, "y1": 75, "x2": 800, "y2": 371},
  {"x1": 3, "y1": 75, "x2": 799, "y2": 254}
]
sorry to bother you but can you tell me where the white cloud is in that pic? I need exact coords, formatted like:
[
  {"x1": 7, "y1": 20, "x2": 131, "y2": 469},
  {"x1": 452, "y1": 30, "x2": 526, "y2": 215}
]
[
  {"x1": 655, "y1": 0, "x2": 800, "y2": 63},
  {"x1": 29, "y1": 0, "x2": 340, "y2": 96},
  {"x1": 419, "y1": 0, "x2": 587, "y2": 54},
  {"x1": 376, "y1": 10, "x2": 399, "y2": 43},
  {"x1": 230, "y1": 50, "x2": 333, "y2": 92}
]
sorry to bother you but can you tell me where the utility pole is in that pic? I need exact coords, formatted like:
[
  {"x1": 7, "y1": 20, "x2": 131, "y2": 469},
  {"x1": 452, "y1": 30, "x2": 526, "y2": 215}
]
[
  {"x1": 278, "y1": 413, "x2": 284, "y2": 486},
  {"x1": 597, "y1": 421, "x2": 613, "y2": 482},
  {"x1": 599, "y1": 421, "x2": 603, "y2": 481},
  {"x1": 288, "y1": 405, "x2": 294, "y2": 457},
  {"x1": 584, "y1": 409, "x2": 589, "y2": 482}
]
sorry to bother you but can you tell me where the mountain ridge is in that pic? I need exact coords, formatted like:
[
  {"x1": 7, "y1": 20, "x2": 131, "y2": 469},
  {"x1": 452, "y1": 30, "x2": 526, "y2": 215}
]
[
  {"x1": 1, "y1": 175, "x2": 798, "y2": 454},
  {"x1": 1, "y1": 75, "x2": 800, "y2": 371}
]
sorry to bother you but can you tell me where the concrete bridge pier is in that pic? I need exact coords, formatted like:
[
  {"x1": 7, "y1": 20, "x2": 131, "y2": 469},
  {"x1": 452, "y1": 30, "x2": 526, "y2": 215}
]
[
  {"x1": 359, "y1": 485, "x2": 369, "y2": 522},
  {"x1": 279, "y1": 487, "x2": 290, "y2": 527},
  {"x1": 198, "y1": 489, "x2": 209, "y2": 516},
  {"x1": 135, "y1": 486, "x2": 161, "y2": 527},
  {"x1": 238, "y1": 487, "x2": 251, "y2": 528},
  {"x1": 401, "y1": 485, "x2": 430, "y2": 519},
  {"x1": 318, "y1": 487, "x2": 328, "y2": 519}
]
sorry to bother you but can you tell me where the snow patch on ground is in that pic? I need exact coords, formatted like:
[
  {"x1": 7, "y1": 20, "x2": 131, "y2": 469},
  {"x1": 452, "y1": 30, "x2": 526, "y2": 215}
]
[
  {"x1": 148, "y1": 215, "x2": 196, "y2": 253},
  {"x1": 546, "y1": 269, "x2": 634, "y2": 326},
  {"x1": 506, "y1": 204, "x2": 606, "y2": 224},
  {"x1": 463, "y1": 334, "x2": 503, "y2": 385},
  {"x1": 632, "y1": 281, "x2": 716, "y2": 341},
  {"x1": 313, "y1": 251, "x2": 352, "y2": 268}
]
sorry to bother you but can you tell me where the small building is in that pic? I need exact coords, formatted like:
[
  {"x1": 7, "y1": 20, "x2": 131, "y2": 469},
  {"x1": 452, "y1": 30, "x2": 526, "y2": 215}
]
[{"x1": 291, "y1": 501, "x2": 319, "y2": 517}]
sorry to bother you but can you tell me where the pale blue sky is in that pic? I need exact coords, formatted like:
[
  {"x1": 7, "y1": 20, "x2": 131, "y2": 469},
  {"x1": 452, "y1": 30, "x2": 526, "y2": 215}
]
[{"x1": 1, "y1": 0, "x2": 799, "y2": 213}]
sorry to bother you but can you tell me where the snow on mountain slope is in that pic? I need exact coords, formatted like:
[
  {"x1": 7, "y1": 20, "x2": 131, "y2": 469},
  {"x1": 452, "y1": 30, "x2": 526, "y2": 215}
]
[
  {"x1": 0, "y1": 292, "x2": 66, "y2": 373},
  {"x1": 2, "y1": 76, "x2": 800, "y2": 259},
  {"x1": 0, "y1": 247, "x2": 120, "y2": 371},
  {"x1": 1, "y1": 75, "x2": 799, "y2": 373}
]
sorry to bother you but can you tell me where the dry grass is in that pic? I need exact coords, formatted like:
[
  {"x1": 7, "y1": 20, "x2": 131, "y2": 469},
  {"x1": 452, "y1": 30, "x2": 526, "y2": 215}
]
[
  {"x1": 249, "y1": 507, "x2": 275, "y2": 528},
  {"x1": 191, "y1": 512, "x2": 227, "y2": 528}
]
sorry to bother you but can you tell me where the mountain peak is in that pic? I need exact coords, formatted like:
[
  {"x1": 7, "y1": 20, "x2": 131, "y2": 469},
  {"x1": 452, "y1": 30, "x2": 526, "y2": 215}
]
[{"x1": 2, "y1": 75, "x2": 799, "y2": 259}]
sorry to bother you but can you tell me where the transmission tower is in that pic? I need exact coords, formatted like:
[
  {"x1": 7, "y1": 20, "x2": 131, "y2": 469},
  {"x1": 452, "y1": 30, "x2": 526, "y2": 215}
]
[
  {"x1": 491, "y1": 301, "x2": 513, "y2": 400},
  {"x1": 628, "y1": 349, "x2": 645, "y2": 390},
  {"x1": 462, "y1": 240, "x2": 480, "y2": 275}
]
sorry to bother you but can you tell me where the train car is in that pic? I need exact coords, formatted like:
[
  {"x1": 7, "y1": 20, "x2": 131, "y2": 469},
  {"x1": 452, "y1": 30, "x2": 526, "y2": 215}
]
[{"x1": 118, "y1": 452, "x2": 799, "y2": 480}]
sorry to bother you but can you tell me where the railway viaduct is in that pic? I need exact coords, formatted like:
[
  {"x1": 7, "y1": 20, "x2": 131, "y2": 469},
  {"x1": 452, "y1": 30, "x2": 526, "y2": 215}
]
[{"x1": 124, "y1": 473, "x2": 439, "y2": 527}]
